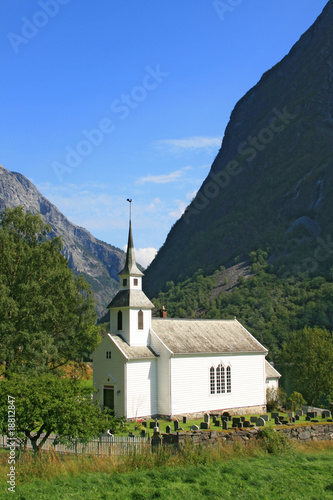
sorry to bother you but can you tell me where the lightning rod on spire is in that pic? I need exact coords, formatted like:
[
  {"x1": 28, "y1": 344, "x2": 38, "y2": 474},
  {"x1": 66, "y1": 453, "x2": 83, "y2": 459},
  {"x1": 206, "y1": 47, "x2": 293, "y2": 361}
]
[{"x1": 127, "y1": 198, "x2": 132, "y2": 221}]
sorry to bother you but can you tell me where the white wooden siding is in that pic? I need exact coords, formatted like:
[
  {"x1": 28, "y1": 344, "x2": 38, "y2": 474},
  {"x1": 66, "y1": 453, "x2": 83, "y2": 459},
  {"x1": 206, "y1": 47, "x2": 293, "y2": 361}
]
[
  {"x1": 149, "y1": 331, "x2": 171, "y2": 415},
  {"x1": 92, "y1": 336, "x2": 126, "y2": 416},
  {"x1": 126, "y1": 359, "x2": 157, "y2": 418},
  {"x1": 170, "y1": 353, "x2": 266, "y2": 415}
]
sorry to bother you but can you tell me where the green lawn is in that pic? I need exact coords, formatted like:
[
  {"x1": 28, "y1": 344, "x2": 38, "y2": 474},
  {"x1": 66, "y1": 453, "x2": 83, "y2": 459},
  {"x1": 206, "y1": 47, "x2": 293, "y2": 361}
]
[{"x1": 5, "y1": 445, "x2": 333, "y2": 499}]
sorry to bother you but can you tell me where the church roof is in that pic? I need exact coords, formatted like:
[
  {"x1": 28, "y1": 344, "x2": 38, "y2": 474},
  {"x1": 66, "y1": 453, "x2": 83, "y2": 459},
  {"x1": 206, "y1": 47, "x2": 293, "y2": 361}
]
[
  {"x1": 265, "y1": 360, "x2": 281, "y2": 379},
  {"x1": 150, "y1": 318, "x2": 267, "y2": 354},
  {"x1": 118, "y1": 220, "x2": 143, "y2": 277},
  {"x1": 109, "y1": 334, "x2": 158, "y2": 360},
  {"x1": 107, "y1": 289, "x2": 154, "y2": 309}
]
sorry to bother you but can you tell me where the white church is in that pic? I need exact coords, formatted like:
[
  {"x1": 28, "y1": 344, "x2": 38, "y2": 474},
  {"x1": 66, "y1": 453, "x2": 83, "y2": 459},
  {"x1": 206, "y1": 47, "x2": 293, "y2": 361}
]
[{"x1": 92, "y1": 221, "x2": 280, "y2": 419}]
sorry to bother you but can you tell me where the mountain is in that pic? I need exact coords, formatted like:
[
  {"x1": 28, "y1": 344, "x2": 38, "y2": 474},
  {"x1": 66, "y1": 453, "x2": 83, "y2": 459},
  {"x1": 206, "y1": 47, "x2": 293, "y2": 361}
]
[
  {"x1": 0, "y1": 164, "x2": 125, "y2": 317},
  {"x1": 144, "y1": 0, "x2": 333, "y2": 297}
]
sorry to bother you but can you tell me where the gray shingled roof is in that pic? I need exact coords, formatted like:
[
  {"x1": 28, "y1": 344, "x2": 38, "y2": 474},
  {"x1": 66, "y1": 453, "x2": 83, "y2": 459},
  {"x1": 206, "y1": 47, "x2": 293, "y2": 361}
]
[
  {"x1": 108, "y1": 289, "x2": 154, "y2": 309},
  {"x1": 151, "y1": 318, "x2": 267, "y2": 354},
  {"x1": 265, "y1": 360, "x2": 281, "y2": 379},
  {"x1": 109, "y1": 334, "x2": 157, "y2": 359}
]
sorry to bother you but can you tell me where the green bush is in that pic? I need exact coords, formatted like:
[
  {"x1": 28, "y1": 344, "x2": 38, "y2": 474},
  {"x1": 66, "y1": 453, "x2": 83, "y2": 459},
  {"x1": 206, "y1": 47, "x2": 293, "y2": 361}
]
[{"x1": 257, "y1": 427, "x2": 289, "y2": 454}]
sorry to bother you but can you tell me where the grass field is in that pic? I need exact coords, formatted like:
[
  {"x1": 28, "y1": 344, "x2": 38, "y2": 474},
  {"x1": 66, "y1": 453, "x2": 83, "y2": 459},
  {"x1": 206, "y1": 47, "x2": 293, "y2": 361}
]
[{"x1": 1, "y1": 439, "x2": 333, "y2": 499}]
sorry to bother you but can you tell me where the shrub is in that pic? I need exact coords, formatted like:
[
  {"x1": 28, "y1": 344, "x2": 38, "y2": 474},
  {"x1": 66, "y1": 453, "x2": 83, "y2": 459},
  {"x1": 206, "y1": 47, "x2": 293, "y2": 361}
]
[{"x1": 257, "y1": 427, "x2": 289, "y2": 454}]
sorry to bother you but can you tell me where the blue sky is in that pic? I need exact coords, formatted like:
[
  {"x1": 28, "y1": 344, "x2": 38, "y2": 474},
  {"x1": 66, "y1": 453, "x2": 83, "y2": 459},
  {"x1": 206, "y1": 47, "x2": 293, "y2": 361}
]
[{"x1": 0, "y1": 0, "x2": 328, "y2": 266}]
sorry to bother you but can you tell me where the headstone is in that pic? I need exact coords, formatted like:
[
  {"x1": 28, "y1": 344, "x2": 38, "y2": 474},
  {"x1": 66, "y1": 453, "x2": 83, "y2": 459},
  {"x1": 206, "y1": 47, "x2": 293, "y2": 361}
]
[
  {"x1": 274, "y1": 417, "x2": 281, "y2": 425},
  {"x1": 232, "y1": 417, "x2": 241, "y2": 427},
  {"x1": 271, "y1": 412, "x2": 279, "y2": 419},
  {"x1": 306, "y1": 416, "x2": 311, "y2": 421},
  {"x1": 182, "y1": 416, "x2": 187, "y2": 424},
  {"x1": 151, "y1": 434, "x2": 162, "y2": 452},
  {"x1": 290, "y1": 417, "x2": 295, "y2": 424},
  {"x1": 307, "y1": 411, "x2": 317, "y2": 419},
  {"x1": 190, "y1": 425, "x2": 200, "y2": 431},
  {"x1": 296, "y1": 410, "x2": 303, "y2": 417},
  {"x1": 174, "y1": 420, "x2": 179, "y2": 431},
  {"x1": 243, "y1": 420, "x2": 251, "y2": 428},
  {"x1": 141, "y1": 429, "x2": 146, "y2": 437},
  {"x1": 281, "y1": 420, "x2": 288, "y2": 425},
  {"x1": 250, "y1": 416, "x2": 258, "y2": 423},
  {"x1": 260, "y1": 415, "x2": 269, "y2": 421},
  {"x1": 238, "y1": 422, "x2": 243, "y2": 429},
  {"x1": 222, "y1": 412, "x2": 230, "y2": 417},
  {"x1": 154, "y1": 426, "x2": 159, "y2": 433},
  {"x1": 256, "y1": 417, "x2": 266, "y2": 427},
  {"x1": 288, "y1": 412, "x2": 294, "y2": 419},
  {"x1": 200, "y1": 422, "x2": 209, "y2": 430},
  {"x1": 214, "y1": 420, "x2": 221, "y2": 427},
  {"x1": 149, "y1": 421, "x2": 156, "y2": 429},
  {"x1": 142, "y1": 421, "x2": 147, "y2": 428},
  {"x1": 166, "y1": 425, "x2": 172, "y2": 434},
  {"x1": 221, "y1": 415, "x2": 229, "y2": 422},
  {"x1": 322, "y1": 410, "x2": 331, "y2": 418},
  {"x1": 240, "y1": 416, "x2": 245, "y2": 422},
  {"x1": 212, "y1": 415, "x2": 217, "y2": 423},
  {"x1": 204, "y1": 413, "x2": 210, "y2": 424},
  {"x1": 295, "y1": 415, "x2": 300, "y2": 421},
  {"x1": 222, "y1": 420, "x2": 228, "y2": 430}
]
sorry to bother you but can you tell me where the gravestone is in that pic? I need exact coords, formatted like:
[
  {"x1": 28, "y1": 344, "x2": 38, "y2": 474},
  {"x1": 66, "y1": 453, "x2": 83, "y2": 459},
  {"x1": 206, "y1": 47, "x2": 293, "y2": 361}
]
[
  {"x1": 322, "y1": 410, "x2": 331, "y2": 418},
  {"x1": 295, "y1": 415, "x2": 300, "y2": 421},
  {"x1": 240, "y1": 416, "x2": 245, "y2": 423},
  {"x1": 290, "y1": 417, "x2": 295, "y2": 423},
  {"x1": 200, "y1": 422, "x2": 209, "y2": 430},
  {"x1": 256, "y1": 417, "x2": 266, "y2": 427},
  {"x1": 190, "y1": 425, "x2": 200, "y2": 431},
  {"x1": 222, "y1": 420, "x2": 228, "y2": 430},
  {"x1": 214, "y1": 420, "x2": 221, "y2": 427},
  {"x1": 232, "y1": 417, "x2": 241, "y2": 427},
  {"x1": 221, "y1": 416, "x2": 229, "y2": 422},
  {"x1": 243, "y1": 421, "x2": 251, "y2": 428},
  {"x1": 141, "y1": 429, "x2": 146, "y2": 437},
  {"x1": 204, "y1": 413, "x2": 210, "y2": 424},
  {"x1": 174, "y1": 420, "x2": 179, "y2": 431},
  {"x1": 166, "y1": 425, "x2": 172, "y2": 434},
  {"x1": 306, "y1": 416, "x2": 311, "y2": 421},
  {"x1": 307, "y1": 411, "x2": 317, "y2": 419},
  {"x1": 149, "y1": 421, "x2": 156, "y2": 429},
  {"x1": 288, "y1": 412, "x2": 294, "y2": 419},
  {"x1": 271, "y1": 412, "x2": 279, "y2": 419},
  {"x1": 142, "y1": 421, "x2": 147, "y2": 428},
  {"x1": 154, "y1": 426, "x2": 159, "y2": 433},
  {"x1": 212, "y1": 415, "x2": 217, "y2": 424},
  {"x1": 296, "y1": 410, "x2": 303, "y2": 417},
  {"x1": 260, "y1": 415, "x2": 269, "y2": 421},
  {"x1": 275, "y1": 417, "x2": 281, "y2": 425},
  {"x1": 281, "y1": 420, "x2": 288, "y2": 425},
  {"x1": 182, "y1": 416, "x2": 187, "y2": 424},
  {"x1": 250, "y1": 416, "x2": 258, "y2": 423}
]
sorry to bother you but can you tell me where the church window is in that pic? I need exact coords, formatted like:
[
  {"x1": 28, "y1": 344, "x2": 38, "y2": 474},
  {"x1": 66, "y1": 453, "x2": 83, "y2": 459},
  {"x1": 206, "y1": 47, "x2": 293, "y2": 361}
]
[
  {"x1": 216, "y1": 365, "x2": 221, "y2": 394},
  {"x1": 227, "y1": 366, "x2": 231, "y2": 393},
  {"x1": 117, "y1": 311, "x2": 122, "y2": 330},
  {"x1": 138, "y1": 310, "x2": 144, "y2": 330},
  {"x1": 221, "y1": 366, "x2": 226, "y2": 393},
  {"x1": 106, "y1": 351, "x2": 111, "y2": 359},
  {"x1": 123, "y1": 279, "x2": 127, "y2": 287},
  {"x1": 134, "y1": 278, "x2": 138, "y2": 286},
  {"x1": 210, "y1": 367, "x2": 215, "y2": 394}
]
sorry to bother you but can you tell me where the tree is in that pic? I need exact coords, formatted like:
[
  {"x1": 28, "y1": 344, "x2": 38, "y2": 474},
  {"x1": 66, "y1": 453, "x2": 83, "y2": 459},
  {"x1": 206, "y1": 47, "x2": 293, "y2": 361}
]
[
  {"x1": 0, "y1": 207, "x2": 99, "y2": 375},
  {"x1": 283, "y1": 327, "x2": 333, "y2": 405},
  {"x1": 0, "y1": 373, "x2": 119, "y2": 453}
]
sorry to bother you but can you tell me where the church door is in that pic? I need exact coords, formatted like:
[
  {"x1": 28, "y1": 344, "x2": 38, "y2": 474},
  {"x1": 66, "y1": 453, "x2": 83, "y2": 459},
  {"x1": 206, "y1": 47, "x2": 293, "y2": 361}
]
[{"x1": 103, "y1": 385, "x2": 114, "y2": 411}]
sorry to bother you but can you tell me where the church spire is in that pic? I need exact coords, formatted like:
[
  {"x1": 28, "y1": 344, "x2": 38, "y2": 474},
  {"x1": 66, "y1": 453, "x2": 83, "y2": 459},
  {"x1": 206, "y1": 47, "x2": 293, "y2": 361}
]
[{"x1": 118, "y1": 201, "x2": 143, "y2": 277}]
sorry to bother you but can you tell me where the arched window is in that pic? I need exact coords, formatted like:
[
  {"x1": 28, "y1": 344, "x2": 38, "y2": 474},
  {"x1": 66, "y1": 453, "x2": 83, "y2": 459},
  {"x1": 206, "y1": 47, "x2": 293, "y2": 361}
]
[
  {"x1": 138, "y1": 310, "x2": 144, "y2": 330},
  {"x1": 210, "y1": 367, "x2": 215, "y2": 394},
  {"x1": 216, "y1": 365, "x2": 221, "y2": 394},
  {"x1": 117, "y1": 310, "x2": 122, "y2": 330},
  {"x1": 227, "y1": 366, "x2": 231, "y2": 393},
  {"x1": 221, "y1": 366, "x2": 226, "y2": 393}
]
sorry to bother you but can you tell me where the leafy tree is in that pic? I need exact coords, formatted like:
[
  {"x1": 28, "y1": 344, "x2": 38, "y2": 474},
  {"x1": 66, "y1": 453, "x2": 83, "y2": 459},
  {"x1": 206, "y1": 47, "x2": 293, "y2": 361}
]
[
  {"x1": 287, "y1": 391, "x2": 306, "y2": 412},
  {"x1": 0, "y1": 373, "x2": 119, "y2": 453},
  {"x1": 0, "y1": 207, "x2": 99, "y2": 375},
  {"x1": 283, "y1": 327, "x2": 333, "y2": 405}
]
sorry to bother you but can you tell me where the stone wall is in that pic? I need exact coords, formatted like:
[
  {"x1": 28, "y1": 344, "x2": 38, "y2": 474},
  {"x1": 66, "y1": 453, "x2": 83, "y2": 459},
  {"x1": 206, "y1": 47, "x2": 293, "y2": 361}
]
[{"x1": 160, "y1": 423, "x2": 333, "y2": 447}]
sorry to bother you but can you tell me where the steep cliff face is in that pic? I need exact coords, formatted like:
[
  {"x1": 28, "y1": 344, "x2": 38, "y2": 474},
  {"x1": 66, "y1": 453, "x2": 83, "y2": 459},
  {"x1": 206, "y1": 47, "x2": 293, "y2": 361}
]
[
  {"x1": 144, "y1": 0, "x2": 333, "y2": 297},
  {"x1": 0, "y1": 165, "x2": 125, "y2": 317}
]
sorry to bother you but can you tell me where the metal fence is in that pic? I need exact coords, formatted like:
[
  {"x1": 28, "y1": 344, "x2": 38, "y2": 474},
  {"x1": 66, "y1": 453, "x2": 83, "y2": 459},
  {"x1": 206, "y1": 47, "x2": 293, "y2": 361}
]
[{"x1": 0, "y1": 434, "x2": 150, "y2": 456}]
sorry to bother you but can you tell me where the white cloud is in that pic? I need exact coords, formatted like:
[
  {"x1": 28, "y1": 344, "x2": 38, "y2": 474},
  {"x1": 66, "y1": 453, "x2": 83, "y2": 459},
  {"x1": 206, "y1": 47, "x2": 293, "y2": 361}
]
[
  {"x1": 123, "y1": 245, "x2": 158, "y2": 268},
  {"x1": 186, "y1": 190, "x2": 197, "y2": 200},
  {"x1": 154, "y1": 136, "x2": 221, "y2": 152},
  {"x1": 169, "y1": 199, "x2": 188, "y2": 219},
  {"x1": 136, "y1": 168, "x2": 191, "y2": 185}
]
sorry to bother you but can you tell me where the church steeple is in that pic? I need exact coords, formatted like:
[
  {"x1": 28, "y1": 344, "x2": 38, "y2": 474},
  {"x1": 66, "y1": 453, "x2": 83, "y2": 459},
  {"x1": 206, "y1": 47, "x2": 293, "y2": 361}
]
[{"x1": 118, "y1": 219, "x2": 144, "y2": 278}]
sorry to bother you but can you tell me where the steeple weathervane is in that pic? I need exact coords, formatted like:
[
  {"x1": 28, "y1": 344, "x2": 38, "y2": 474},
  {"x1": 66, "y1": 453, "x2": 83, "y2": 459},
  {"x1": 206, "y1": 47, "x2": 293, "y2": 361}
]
[{"x1": 127, "y1": 199, "x2": 132, "y2": 221}]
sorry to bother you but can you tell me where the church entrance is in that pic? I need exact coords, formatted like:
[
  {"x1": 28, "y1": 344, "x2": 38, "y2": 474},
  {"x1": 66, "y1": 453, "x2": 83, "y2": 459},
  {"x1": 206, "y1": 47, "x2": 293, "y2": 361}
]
[{"x1": 103, "y1": 385, "x2": 114, "y2": 411}]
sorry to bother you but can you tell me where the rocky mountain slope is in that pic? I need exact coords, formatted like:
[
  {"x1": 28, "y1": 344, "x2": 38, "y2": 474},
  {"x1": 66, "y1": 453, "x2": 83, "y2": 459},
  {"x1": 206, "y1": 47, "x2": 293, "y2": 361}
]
[
  {"x1": 144, "y1": 0, "x2": 333, "y2": 297},
  {"x1": 0, "y1": 165, "x2": 125, "y2": 317}
]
